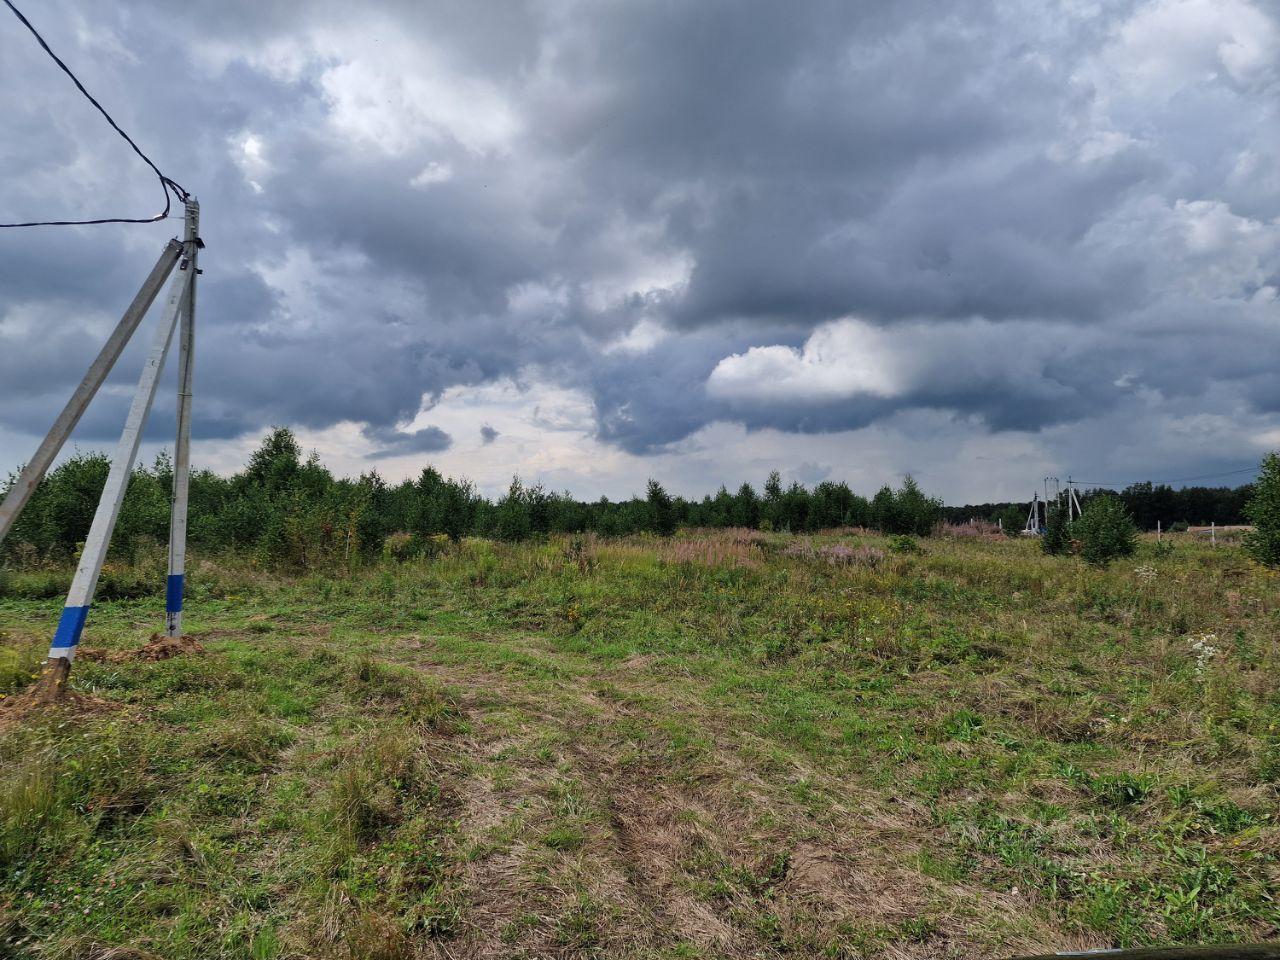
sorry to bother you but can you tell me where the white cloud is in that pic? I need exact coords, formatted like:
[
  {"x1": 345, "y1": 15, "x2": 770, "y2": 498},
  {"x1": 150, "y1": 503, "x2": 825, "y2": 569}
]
[
  {"x1": 603, "y1": 318, "x2": 670, "y2": 355},
  {"x1": 231, "y1": 132, "x2": 269, "y2": 193},
  {"x1": 410, "y1": 161, "x2": 453, "y2": 187},
  {"x1": 707, "y1": 318, "x2": 1080, "y2": 407},
  {"x1": 308, "y1": 25, "x2": 521, "y2": 156},
  {"x1": 1099, "y1": 0, "x2": 1280, "y2": 98},
  {"x1": 708, "y1": 319, "x2": 901, "y2": 403}
]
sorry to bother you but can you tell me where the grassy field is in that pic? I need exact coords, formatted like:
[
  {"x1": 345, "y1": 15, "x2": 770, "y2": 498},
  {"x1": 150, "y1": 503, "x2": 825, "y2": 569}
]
[{"x1": 1, "y1": 530, "x2": 1278, "y2": 959}]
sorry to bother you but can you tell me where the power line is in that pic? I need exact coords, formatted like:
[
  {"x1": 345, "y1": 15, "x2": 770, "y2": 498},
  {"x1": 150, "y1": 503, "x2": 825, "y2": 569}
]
[
  {"x1": 0, "y1": 0, "x2": 189, "y2": 227},
  {"x1": 1070, "y1": 468, "x2": 1259, "y2": 491}
]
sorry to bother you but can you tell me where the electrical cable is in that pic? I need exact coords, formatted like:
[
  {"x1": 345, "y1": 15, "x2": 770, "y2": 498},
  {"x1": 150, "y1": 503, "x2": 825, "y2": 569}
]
[
  {"x1": 0, "y1": 0, "x2": 189, "y2": 227},
  {"x1": 1069, "y1": 465, "x2": 1259, "y2": 489}
]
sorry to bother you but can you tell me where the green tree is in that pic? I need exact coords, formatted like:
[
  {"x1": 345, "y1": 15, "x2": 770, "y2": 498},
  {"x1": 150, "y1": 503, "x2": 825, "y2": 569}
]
[
  {"x1": 779, "y1": 481, "x2": 810, "y2": 532},
  {"x1": 1074, "y1": 494, "x2": 1137, "y2": 566},
  {"x1": 895, "y1": 475, "x2": 942, "y2": 536},
  {"x1": 1244, "y1": 453, "x2": 1280, "y2": 567},
  {"x1": 646, "y1": 479, "x2": 677, "y2": 535},
  {"x1": 244, "y1": 427, "x2": 302, "y2": 494},
  {"x1": 761, "y1": 471, "x2": 784, "y2": 530},
  {"x1": 870, "y1": 485, "x2": 898, "y2": 533},
  {"x1": 997, "y1": 504, "x2": 1025, "y2": 536},
  {"x1": 1041, "y1": 495, "x2": 1071, "y2": 555},
  {"x1": 707, "y1": 486, "x2": 733, "y2": 527},
  {"x1": 495, "y1": 477, "x2": 532, "y2": 542},
  {"x1": 731, "y1": 483, "x2": 760, "y2": 528}
]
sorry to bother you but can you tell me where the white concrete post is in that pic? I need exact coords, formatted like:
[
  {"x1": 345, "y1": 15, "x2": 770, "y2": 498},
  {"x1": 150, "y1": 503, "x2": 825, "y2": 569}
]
[
  {"x1": 46, "y1": 267, "x2": 191, "y2": 663},
  {"x1": 165, "y1": 199, "x2": 199, "y2": 637}
]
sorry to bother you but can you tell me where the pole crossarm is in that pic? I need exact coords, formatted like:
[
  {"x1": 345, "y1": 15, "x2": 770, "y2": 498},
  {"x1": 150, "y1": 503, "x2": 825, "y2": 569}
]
[{"x1": 0, "y1": 238, "x2": 183, "y2": 545}]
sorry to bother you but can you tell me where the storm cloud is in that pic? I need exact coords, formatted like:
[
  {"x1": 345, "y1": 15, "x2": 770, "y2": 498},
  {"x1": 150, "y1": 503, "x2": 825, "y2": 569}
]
[{"x1": 1, "y1": 0, "x2": 1277, "y2": 501}]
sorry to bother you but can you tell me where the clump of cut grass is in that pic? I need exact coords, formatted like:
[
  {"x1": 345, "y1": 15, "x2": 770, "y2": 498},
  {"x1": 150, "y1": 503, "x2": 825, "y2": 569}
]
[
  {"x1": 196, "y1": 713, "x2": 294, "y2": 767},
  {"x1": 342, "y1": 909, "x2": 414, "y2": 960},
  {"x1": 353, "y1": 654, "x2": 463, "y2": 731},
  {"x1": 324, "y1": 734, "x2": 419, "y2": 853}
]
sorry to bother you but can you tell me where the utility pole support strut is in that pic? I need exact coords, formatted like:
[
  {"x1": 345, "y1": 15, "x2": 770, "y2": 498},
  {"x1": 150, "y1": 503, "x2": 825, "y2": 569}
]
[
  {"x1": 46, "y1": 266, "x2": 191, "y2": 662},
  {"x1": 0, "y1": 239, "x2": 183, "y2": 545}
]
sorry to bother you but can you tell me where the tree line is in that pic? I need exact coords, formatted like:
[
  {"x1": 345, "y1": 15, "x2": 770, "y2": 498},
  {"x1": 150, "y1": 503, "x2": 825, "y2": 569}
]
[
  {"x1": 944, "y1": 479, "x2": 1255, "y2": 533},
  {"x1": 6, "y1": 428, "x2": 1273, "y2": 569},
  {"x1": 1032, "y1": 454, "x2": 1280, "y2": 569},
  {"x1": 2, "y1": 428, "x2": 944, "y2": 566}
]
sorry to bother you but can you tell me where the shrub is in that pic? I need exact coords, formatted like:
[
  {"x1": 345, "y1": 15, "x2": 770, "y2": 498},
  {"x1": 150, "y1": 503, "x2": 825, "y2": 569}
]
[
  {"x1": 1244, "y1": 452, "x2": 1280, "y2": 567},
  {"x1": 828, "y1": 544, "x2": 885, "y2": 567},
  {"x1": 416, "y1": 532, "x2": 452, "y2": 558},
  {"x1": 1041, "y1": 497, "x2": 1072, "y2": 556},
  {"x1": 382, "y1": 531, "x2": 415, "y2": 563},
  {"x1": 887, "y1": 534, "x2": 921, "y2": 554},
  {"x1": 0, "y1": 645, "x2": 40, "y2": 694},
  {"x1": 1074, "y1": 495, "x2": 1137, "y2": 566}
]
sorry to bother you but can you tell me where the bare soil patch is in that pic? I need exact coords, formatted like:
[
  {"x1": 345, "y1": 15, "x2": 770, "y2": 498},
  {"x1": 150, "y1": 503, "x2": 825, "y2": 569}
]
[{"x1": 0, "y1": 679, "x2": 116, "y2": 733}]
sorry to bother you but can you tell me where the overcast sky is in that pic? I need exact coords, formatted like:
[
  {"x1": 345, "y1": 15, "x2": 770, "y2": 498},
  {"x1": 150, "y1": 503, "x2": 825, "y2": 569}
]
[{"x1": 1, "y1": 0, "x2": 1277, "y2": 504}]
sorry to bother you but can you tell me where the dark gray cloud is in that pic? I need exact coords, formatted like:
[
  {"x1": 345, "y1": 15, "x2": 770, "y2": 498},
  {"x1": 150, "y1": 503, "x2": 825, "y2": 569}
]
[
  {"x1": 1, "y1": 0, "x2": 1277, "y2": 495},
  {"x1": 479, "y1": 425, "x2": 498, "y2": 445},
  {"x1": 361, "y1": 424, "x2": 452, "y2": 458}
]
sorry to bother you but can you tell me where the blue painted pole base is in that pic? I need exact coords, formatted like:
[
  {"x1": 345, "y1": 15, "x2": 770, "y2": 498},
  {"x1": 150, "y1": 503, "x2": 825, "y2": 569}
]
[
  {"x1": 47, "y1": 604, "x2": 90, "y2": 661},
  {"x1": 165, "y1": 573, "x2": 185, "y2": 614}
]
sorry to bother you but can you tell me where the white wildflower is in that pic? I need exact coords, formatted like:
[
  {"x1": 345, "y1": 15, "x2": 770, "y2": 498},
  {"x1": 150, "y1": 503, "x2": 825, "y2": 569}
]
[
  {"x1": 1133, "y1": 564, "x2": 1157, "y2": 582},
  {"x1": 1189, "y1": 633, "x2": 1220, "y2": 677}
]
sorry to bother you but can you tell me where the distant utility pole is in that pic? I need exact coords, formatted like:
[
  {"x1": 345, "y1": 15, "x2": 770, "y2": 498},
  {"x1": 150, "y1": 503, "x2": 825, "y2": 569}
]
[
  {"x1": 4, "y1": 200, "x2": 204, "y2": 696},
  {"x1": 1024, "y1": 492, "x2": 1042, "y2": 535},
  {"x1": 1065, "y1": 476, "x2": 1083, "y2": 521},
  {"x1": 1044, "y1": 476, "x2": 1063, "y2": 518}
]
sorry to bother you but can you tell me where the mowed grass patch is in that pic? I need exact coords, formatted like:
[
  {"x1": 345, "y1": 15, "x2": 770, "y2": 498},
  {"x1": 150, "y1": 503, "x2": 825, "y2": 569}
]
[
  {"x1": 0, "y1": 615, "x2": 467, "y2": 959},
  {"x1": 1, "y1": 532, "x2": 1278, "y2": 956}
]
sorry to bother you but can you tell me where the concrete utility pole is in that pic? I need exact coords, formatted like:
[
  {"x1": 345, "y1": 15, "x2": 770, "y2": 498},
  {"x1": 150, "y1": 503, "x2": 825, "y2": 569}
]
[
  {"x1": 166, "y1": 199, "x2": 199, "y2": 638},
  {"x1": 1065, "y1": 477, "x2": 1083, "y2": 522},
  {"x1": 13, "y1": 202, "x2": 203, "y2": 696},
  {"x1": 1025, "y1": 492, "x2": 1042, "y2": 534}
]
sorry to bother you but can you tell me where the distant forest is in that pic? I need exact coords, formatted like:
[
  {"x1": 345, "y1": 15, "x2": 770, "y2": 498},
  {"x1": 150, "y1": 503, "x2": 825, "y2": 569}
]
[
  {"x1": 945, "y1": 483, "x2": 1253, "y2": 533},
  {"x1": 1, "y1": 427, "x2": 1257, "y2": 567}
]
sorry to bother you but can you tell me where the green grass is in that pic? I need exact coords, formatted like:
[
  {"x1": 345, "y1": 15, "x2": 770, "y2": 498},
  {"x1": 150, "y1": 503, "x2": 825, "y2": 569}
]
[{"x1": 1, "y1": 530, "x2": 1278, "y2": 957}]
